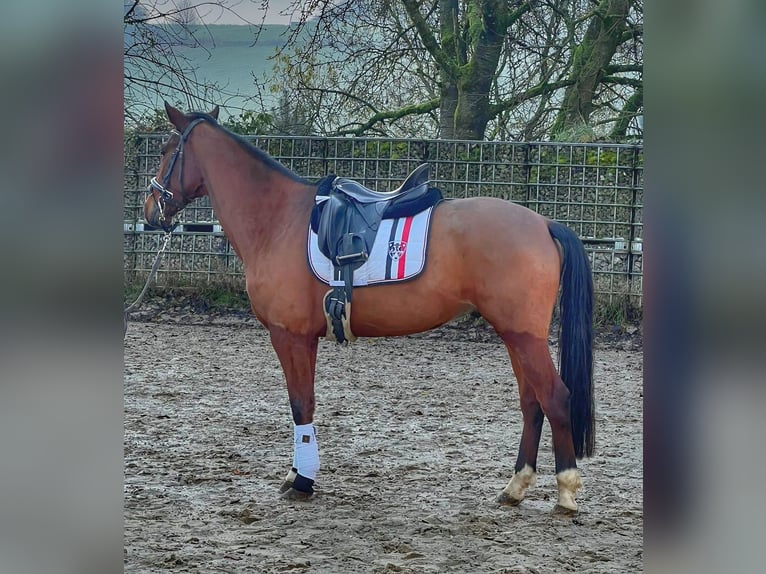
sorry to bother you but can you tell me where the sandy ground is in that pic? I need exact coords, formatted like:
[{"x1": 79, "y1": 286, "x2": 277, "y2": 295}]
[{"x1": 124, "y1": 316, "x2": 642, "y2": 573}]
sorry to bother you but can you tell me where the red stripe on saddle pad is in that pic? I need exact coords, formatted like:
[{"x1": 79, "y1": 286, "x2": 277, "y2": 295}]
[{"x1": 397, "y1": 216, "x2": 414, "y2": 279}]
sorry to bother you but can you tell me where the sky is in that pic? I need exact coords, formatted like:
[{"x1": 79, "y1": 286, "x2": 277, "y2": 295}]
[{"x1": 192, "y1": 0, "x2": 309, "y2": 25}]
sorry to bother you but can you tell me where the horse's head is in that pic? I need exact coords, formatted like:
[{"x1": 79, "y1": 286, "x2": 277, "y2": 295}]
[{"x1": 144, "y1": 102, "x2": 220, "y2": 231}]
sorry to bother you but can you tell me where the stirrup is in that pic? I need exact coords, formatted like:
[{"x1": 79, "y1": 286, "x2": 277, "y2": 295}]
[{"x1": 322, "y1": 289, "x2": 356, "y2": 344}]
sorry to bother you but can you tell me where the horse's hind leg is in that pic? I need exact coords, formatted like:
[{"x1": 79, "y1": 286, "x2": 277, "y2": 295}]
[{"x1": 500, "y1": 331, "x2": 582, "y2": 513}]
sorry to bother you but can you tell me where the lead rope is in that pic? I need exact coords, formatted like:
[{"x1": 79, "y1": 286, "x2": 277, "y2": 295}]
[{"x1": 124, "y1": 231, "x2": 173, "y2": 338}]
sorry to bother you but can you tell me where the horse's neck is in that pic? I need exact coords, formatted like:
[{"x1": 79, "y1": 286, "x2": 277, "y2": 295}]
[{"x1": 197, "y1": 136, "x2": 314, "y2": 250}]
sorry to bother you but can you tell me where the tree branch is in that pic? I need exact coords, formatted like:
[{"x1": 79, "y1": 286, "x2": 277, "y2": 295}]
[
  {"x1": 604, "y1": 63, "x2": 642, "y2": 74},
  {"x1": 601, "y1": 75, "x2": 642, "y2": 88},
  {"x1": 297, "y1": 85, "x2": 382, "y2": 115},
  {"x1": 124, "y1": 0, "x2": 141, "y2": 22},
  {"x1": 401, "y1": 0, "x2": 457, "y2": 77},
  {"x1": 333, "y1": 98, "x2": 440, "y2": 136},
  {"x1": 609, "y1": 88, "x2": 643, "y2": 140},
  {"x1": 620, "y1": 24, "x2": 643, "y2": 44},
  {"x1": 502, "y1": 1, "x2": 532, "y2": 29},
  {"x1": 489, "y1": 78, "x2": 576, "y2": 116}
]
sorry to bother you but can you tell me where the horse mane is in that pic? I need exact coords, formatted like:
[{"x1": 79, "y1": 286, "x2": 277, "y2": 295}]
[{"x1": 186, "y1": 111, "x2": 310, "y2": 185}]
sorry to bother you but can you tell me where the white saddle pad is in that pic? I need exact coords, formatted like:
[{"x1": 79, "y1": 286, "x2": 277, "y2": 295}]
[{"x1": 307, "y1": 206, "x2": 436, "y2": 286}]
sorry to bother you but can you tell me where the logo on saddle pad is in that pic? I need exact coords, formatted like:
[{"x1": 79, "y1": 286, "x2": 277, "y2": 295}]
[{"x1": 388, "y1": 240, "x2": 407, "y2": 261}]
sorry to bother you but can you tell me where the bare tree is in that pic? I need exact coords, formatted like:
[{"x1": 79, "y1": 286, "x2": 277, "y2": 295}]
[
  {"x1": 551, "y1": 0, "x2": 642, "y2": 139},
  {"x1": 273, "y1": 0, "x2": 642, "y2": 140},
  {"x1": 123, "y1": 0, "x2": 265, "y2": 125},
  {"x1": 174, "y1": 0, "x2": 200, "y2": 27}
]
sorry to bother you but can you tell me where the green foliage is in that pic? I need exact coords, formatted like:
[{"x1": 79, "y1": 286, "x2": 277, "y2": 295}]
[
  {"x1": 124, "y1": 284, "x2": 144, "y2": 303},
  {"x1": 271, "y1": 92, "x2": 314, "y2": 136},
  {"x1": 390, "y1": 141, "x2": 412, "y2": 160},
  {"x1": 123, "y1": 284, "x2": 251, "y2": 312},
  {"x1": 355, "y1": 141, "x2": 413, "y2": 161},
  {"x1": 123, "y1": 91, "x2": 314, "y2": 138},
  {"x1": 223, "y1": 110, "x2": 275, "y2": 135},
  {"x1": 454, "y1": 144, "x2": 483, "y2": 162},
  {"x1": 225, "y1": 92, "x2": 313, "y2": 136},
  {"x1": 123, "y1": 107, "x2": 176, "y2": 178},
  {"x1": 125, "y1": 108, "x2": 172, "y2": 134},
  {"x1": 197, "y1": 286, "x2": 251, "y2": 310},
  {"x1": 593, "y1": 294, "x2": 642, "y2": 328},
  {"x1": 592, "y1": 149, "x2": 616, "y2": 166}
]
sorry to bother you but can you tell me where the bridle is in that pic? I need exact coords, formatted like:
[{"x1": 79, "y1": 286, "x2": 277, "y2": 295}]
[
  {"x1": 126, "y1": 115, "x2": 208, "y2": 337},
  {"x1": 148, "y1": 117, "x2": 206, "y2": 224}
]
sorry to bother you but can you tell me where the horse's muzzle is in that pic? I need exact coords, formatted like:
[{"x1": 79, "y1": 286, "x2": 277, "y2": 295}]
[{"x1": 145, "y1": 195, "x2": 175, "y2": 232}]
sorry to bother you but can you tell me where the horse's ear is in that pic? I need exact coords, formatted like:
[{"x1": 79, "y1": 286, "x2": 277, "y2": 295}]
[
  {"x1": 209, "y1": 106, "x2": 220, "y2": 121},
  {"x1": 164, "y1": 101, "x2": 187, "y2": 129}
]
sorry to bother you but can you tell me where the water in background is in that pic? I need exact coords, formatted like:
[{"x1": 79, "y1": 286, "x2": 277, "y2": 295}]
[{"x1": 125, "y1": 24, "x2": 295, "y2": 121}]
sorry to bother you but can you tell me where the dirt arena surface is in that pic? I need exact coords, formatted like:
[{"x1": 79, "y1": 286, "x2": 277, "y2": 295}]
[{"x1": 124, "y1": 314, "x2": 642, "y2": 573}]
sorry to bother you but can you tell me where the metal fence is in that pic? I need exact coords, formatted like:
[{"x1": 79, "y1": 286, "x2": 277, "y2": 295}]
[{"x1": 124, "y1": 135, "x2": 643, "y2": 305}]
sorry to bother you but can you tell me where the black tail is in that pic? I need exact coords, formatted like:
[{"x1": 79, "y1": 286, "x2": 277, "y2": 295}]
[{"x1": 547, "y1": 221, "x2": 595, "y2": 458}]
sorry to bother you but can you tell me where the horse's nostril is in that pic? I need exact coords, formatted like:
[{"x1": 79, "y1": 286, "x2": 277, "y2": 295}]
[{"x1": 145, "y1": 200, "x2": 163, "y2": 229}]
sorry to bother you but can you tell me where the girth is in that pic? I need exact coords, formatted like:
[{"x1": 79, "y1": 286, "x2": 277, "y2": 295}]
[{"x1": 310, "y1": 164, "x2": 442, "y2": 343}]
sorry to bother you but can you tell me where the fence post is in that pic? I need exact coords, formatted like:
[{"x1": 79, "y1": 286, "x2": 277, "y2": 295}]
[
  {"x1": 627, "y1": 145, "x2": 641, "y2": 300},
  {"x1": 421, "y1": 140, "x2": 430, "y2": 164},
  {"x1": 522, "y1": 143, "x2": 532, "y2": 210},
  {"x1": 318, "y1": 137, "x2": 329, "y2": 176}
]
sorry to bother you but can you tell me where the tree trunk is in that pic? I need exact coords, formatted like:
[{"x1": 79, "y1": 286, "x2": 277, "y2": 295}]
[
  {"x1": 438, "y1": 0, "x2": 509, "y2": 139},
  {"x1": 452, "y1": 74, "x2": 493, "y2": 140},
  {"x1": 551, "y1": 0, "x2": 633, "y2": 137},
  {"x1": 439, "y1": 81, "x2": 459, "y2": 138},
  {"x1": 437, "y1": 0, "x2": 461, "y2": 138},
  {"x1": 453, "y1": 90, "x2": 491, "y2": 139}
]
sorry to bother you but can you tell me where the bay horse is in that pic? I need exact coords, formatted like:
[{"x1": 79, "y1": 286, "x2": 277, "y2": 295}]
[{"x1": 143, "y1": 103, "x2": 595, "y2": 513}]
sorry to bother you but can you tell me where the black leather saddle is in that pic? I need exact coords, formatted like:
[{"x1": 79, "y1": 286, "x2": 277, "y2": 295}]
[
  {"x1": 310, "y1": 164, "x2": 443, "y2": 343},
  {"x1": 311, "y1": 164, "x2": 440, "y2": 263},
  {"x1": 331, "y1": 163, "x2": 431, "y2": 203}
]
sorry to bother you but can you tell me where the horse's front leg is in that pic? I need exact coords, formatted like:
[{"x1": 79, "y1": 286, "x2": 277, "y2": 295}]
[{"x1": 269, "y1": 326, "x2": 320, "y2": 500}]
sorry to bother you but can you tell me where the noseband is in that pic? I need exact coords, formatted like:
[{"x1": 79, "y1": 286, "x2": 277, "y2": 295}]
[{"x1": 148, "y1": 117, "x2": 206, "y2": 223}]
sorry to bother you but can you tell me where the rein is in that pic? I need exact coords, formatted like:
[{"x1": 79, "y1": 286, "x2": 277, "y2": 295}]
[
  {"x1": 126, "y1": 118, "x2": 207, "y2": 337},
  {"x1": 123, "y1": 231, "x2": 173, "y2": 337}
]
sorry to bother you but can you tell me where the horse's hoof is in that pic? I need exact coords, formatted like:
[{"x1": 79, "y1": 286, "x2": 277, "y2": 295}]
[
  {"x1": 279, "y1": 467, "x2": 298, "y2": 493},
  {"x1": 553, "y1": 504, "x2": 578, "y2": 516},
  {"x1": 280, "y1": 487, "x2": 314, "y2": 501},
  {"x1": 497, "y1": 491, "x2": 523, "y2": 506}
]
